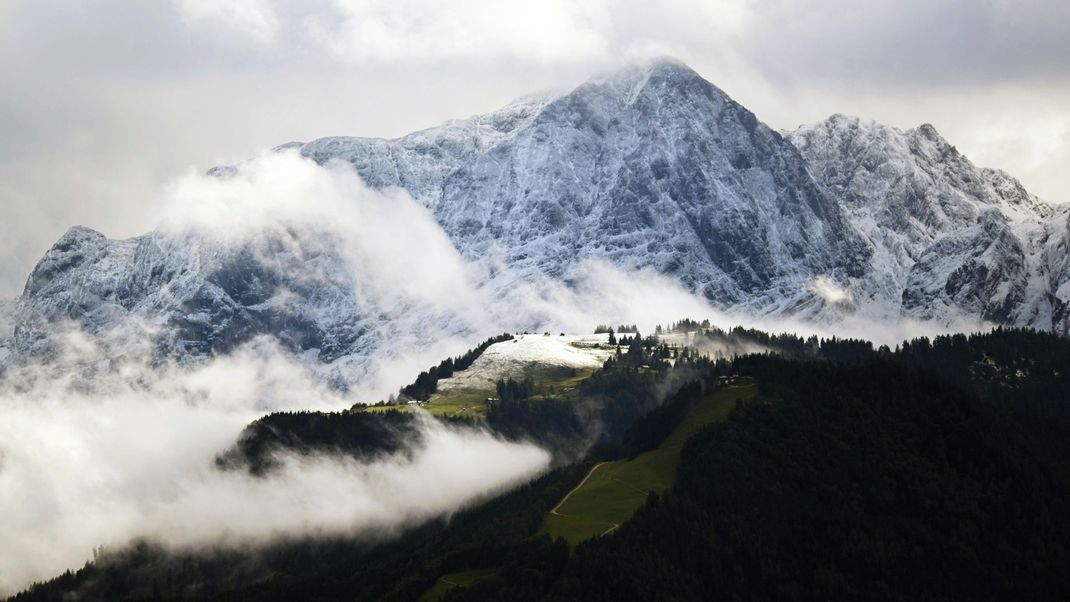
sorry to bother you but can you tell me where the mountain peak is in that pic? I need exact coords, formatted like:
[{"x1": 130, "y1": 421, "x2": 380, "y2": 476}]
[
  {"x1": 53, "y1": 225, "x2": 106, "y2": 250},
  {"x1": 590, "y1": 55, "x2": 697, "y2": 81},
  {"x1": 912, "y1": 122, "x2": 948, "y2": 144},
  {"x1": 581, "y1": 56, "x2": 714, "y2": 103},
  {"x1": 798, "y1": 115, "x2": 952, "y2": 150},
  {"x1": 639, "y1": 56, "x2": 714, "y2": 89},
  {"x1": 641, "y1": 55, "x2": 698, "y2": 76},
  {"x1": 797, "y1": 113, "x2": 891, "y2": 137}
]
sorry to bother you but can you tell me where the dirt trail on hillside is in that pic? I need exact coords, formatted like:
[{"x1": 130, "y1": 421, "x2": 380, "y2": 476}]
[{"x1": 550, "y1": 462, "x2": 607, "y2": 516}]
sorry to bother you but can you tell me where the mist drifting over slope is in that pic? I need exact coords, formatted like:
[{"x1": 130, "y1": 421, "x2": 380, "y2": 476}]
[
  {"x1": 0, "y1": 151, "x2": 989, "y2": 596},
  {"x1": 0, "y1": 153, "x2": 712, "y2": 596},
  {"x1": 0, "y1": 331, "x2": 551, "y2": 595}
]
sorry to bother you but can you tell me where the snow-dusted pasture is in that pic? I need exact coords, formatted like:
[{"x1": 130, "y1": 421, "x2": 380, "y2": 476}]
[{"x1": 436, "y1": 333, "x2": 615, "y2": 394}]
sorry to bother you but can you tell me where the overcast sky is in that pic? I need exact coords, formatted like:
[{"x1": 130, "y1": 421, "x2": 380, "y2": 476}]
[{"x1": 1, "y1": 0, "x2": 1068, "y2": 298}]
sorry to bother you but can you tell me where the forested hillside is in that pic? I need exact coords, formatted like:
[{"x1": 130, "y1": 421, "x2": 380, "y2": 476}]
[
  {"x1": 543, "y1": 358, "x2": 1070, "y2": 601},
  {"x1": 12, "y1": 326, "x2": 1070, "y2": 601}
]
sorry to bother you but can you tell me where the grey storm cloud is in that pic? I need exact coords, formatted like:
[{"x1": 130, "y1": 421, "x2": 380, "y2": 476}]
[{"x1": 739, "y1": 0, "x2": 1070, "y2": 90}]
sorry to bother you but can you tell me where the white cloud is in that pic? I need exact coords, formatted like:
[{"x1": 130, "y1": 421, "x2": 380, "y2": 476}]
[
  {"x1": 0, "y1": 331, "x2": 549, "y2": 596},
  {"x1": 956, "y1": 100, "x2": 1070, "y2": 204},
  {"x1": 174, "y1": 0, "x2": 280, "y2": 43},
  {"x1": 151, "y1": 152, "x2": 738, "y2": 355},
  {"x1": 162, "y1": 152, "x2": 482, "y2": 314},
  {"x1": 306, "y1": 0, "x2": 611, "y2": 65},
  {"x1": 810, "y1": 275, "x2": 852, "y2": 304}
]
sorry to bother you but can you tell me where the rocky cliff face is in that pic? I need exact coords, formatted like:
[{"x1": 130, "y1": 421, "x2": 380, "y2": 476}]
[
  {"x1": 6, "y1": 58, "x2": 1067, "y2": 369},
  {"x1": 429, "y1": 61, "x2": 869, "y2": 316},
  {"x1": 12, "y1": 225, "x2": 374, "y2": 363},
  {"x1": 788, "y1": 114, "x2": 1067, "y2": 331}
]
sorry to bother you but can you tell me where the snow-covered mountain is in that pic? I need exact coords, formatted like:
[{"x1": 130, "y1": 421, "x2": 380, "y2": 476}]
[
  {"x1": 789, "y1": 114, "x2": 1069, "y2": 330},
  {"x1": 433, "y1": 62, "x2": 871, "y2": 314},
  {"x1": 290, "y1": 60, "x2": 872, "y2": 315},
  {"x1": 11, "y1": 225, "x2": 375, "y2": 362},
  {"x1": 6, "y1": 58, "x2": 1068, "y2": 370}
]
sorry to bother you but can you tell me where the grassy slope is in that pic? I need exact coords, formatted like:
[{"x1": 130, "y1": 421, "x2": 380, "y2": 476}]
[
  {"x1": 417, "y1": 568, "x2": 499, "y2": 602},
  {"x1": 539, "y1": 380, "x2": 759, "y2": 545},
  {"x1": 358, "y1": 390, "x2": 491, "y2": 419},
  {"x1": 359, "y1": 367, "x2": 598, "y2": 420}
]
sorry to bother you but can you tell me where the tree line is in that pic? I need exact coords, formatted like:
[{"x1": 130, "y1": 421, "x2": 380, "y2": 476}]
[{"x1": 398, "y1": 333, "x2": 514, "y2": 401}]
